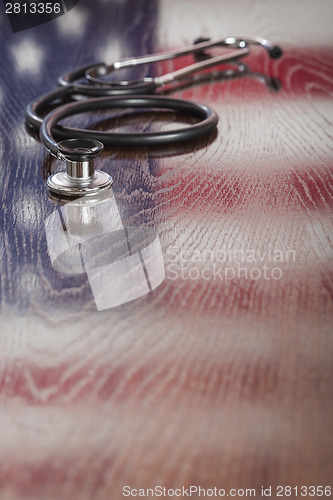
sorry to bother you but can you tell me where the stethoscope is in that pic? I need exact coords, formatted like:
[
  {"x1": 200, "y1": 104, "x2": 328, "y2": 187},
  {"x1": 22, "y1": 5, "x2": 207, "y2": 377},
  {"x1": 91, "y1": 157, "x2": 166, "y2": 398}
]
[{"x1": 26, "y1": 35, "x2": 282, "y2": 197}]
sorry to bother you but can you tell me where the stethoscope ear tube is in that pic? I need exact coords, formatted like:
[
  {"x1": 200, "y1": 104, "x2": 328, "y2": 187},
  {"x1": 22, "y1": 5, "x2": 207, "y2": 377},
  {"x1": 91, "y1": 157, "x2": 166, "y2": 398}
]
[{"x1": 58, "y1": 62, "x2": 159, "y2": 95}]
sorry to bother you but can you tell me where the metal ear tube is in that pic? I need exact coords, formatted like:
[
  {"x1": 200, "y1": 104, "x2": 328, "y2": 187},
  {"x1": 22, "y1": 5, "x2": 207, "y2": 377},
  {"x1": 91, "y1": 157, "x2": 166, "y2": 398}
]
[{"x1": 193, "y1": 35, "x2": 283, "y2": 60}]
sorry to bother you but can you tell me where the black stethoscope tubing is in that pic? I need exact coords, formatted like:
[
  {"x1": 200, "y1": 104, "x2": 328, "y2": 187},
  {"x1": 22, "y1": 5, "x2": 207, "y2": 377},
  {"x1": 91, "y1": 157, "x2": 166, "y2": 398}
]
[
  {"x1": 58, "y1": 63, "x2": 159, "y2": 95},
  {"x1": 40, "y1": 95, "x2": 218, "y2": 154},
  {"x1": 26, "y1": 69, "x2": 218, "y2": 149},
  {"x1": 25, "y1": 63, "x2": 160, "y2": 133},
  {"x1": 26, "y1": 35, "x2": 282, "y2": 151}
]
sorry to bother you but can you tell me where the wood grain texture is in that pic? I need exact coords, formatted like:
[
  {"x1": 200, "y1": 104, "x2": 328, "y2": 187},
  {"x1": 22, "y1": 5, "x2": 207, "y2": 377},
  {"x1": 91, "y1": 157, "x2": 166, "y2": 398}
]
[{"x1": 0, "y1": 0, "x2": 333, "y2": 499}]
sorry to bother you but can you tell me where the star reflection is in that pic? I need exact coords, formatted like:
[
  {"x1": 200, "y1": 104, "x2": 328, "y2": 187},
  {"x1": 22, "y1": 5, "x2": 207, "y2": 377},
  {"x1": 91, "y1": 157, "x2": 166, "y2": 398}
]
[
  {"x1": 10, "y1": 37, "x2": 44, "y2": 75},
  {"x1": 56, "y1": 8, "x2": 88, "y2": 38}
]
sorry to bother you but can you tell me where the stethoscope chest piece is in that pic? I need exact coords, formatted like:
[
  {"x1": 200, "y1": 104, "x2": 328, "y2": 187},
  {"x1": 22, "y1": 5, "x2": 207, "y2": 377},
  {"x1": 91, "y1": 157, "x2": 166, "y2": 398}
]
[{"x1": 46, "y1": 138, "x2": 113, "y2": 196}]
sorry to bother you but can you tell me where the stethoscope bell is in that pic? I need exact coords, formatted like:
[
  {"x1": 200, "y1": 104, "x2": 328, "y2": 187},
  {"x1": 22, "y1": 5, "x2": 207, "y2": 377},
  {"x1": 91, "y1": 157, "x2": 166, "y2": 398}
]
[{"x1": 46, "y1": 138, "x2": 113, "y2": 197}]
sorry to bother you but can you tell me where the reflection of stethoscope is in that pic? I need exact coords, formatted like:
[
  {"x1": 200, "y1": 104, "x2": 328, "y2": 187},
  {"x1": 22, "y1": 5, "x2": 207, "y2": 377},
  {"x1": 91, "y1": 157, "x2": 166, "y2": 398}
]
[
  {"x1": 26, "y1": 35, "x2": 282, "y2": 197},
  {"x1": 45, "y1": 189, "x2": 166, "y2": 310}
]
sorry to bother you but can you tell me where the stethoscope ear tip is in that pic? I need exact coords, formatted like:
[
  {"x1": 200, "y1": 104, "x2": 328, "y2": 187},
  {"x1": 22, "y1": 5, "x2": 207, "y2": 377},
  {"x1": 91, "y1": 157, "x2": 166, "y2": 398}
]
[
  {"x1": 268, "y1": 45, "x2": 283, "y2": 59},
  {"x1": 268, "y1": 77, "x2": 282, "y2": 92},
  {"x1": 193, "y1": 36, "x2": 211, "y2": 45}
]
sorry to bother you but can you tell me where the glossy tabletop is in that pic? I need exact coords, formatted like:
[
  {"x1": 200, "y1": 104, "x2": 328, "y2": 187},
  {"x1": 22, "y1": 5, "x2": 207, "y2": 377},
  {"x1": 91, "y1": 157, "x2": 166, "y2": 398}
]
[{"x1": 0, "y1": 1, "x2": 332, "y2": 499}]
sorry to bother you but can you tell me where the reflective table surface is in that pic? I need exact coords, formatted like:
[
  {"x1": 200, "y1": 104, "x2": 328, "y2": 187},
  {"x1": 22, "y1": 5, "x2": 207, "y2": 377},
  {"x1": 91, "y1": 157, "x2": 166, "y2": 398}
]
[{"x1": 0, "y1": 1, "x2": 332, "y2": 498}]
